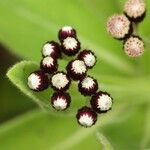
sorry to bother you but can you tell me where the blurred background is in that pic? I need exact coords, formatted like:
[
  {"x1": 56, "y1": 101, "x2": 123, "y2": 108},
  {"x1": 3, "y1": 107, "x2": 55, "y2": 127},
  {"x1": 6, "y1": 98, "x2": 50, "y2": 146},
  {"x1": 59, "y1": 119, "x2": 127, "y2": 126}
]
[{"x1": 0, "y1": 0, "x2": 150, "y2": 150}]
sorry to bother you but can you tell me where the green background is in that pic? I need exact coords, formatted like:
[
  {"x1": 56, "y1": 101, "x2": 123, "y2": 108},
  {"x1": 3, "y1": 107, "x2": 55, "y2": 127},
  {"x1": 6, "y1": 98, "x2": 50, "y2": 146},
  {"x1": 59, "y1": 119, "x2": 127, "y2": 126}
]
[{"x1": 0, "y1": 0, "x2": 150, "y2": 149}]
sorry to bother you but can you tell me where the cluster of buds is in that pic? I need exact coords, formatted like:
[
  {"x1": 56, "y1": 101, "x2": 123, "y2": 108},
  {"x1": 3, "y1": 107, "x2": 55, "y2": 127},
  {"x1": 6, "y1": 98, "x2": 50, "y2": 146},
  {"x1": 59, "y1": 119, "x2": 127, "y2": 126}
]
[
  {"x1": 27, "y1": 26, "x2": 113, "y2": 127},
  {"x1": 107, "y1": 0, "x2": 146, "y2": 58}
]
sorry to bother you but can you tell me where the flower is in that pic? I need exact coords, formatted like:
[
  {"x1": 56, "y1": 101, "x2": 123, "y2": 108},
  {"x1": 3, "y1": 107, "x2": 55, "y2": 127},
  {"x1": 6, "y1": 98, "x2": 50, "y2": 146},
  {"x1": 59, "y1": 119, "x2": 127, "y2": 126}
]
[
  {"x1": 107, "y1": 14, "x2": 131, "y2": 39},
  {"x1": 40, "y1": 56, "x2": 58, "y2": 74},
  {"x1": 27, "y1": 70, "x2": 49, "y2": 91},
  {"x1": 50, "y1": 71, "x2": 71, "y2": 91},
  {"x1": 58, "y1": 26, "x2": 76, "y2": 41},
  {"x1": 123, "y1": 36, "x2": 144, "y2": 57},
  {"x1": 90, "y1": 91, "x2": 113, "y2": 113},
  {"x1": 76, "y1": 106, "x2": 97, "y2": 127},
  {"x1": 66, "y1": 59, "x2": 87, "y2": 80},
  {"x1": 61, "y1": 37, "x2": 80, "y2": 56},
  {"x1": 42, "y1": 41, "x2": 61, "y2": 59},
  {"x1": 78, "y1": 76, "x2": 98, "y2": 96},
  {"x1": 51, "y1": 91, "x2": 71, "y2": 111},
  {"x1": 78, "y1": 50, "x2": 97, "y2": 69},
  {"x1": 124, "y1": 0, "x2": 146, "y2": 22}
]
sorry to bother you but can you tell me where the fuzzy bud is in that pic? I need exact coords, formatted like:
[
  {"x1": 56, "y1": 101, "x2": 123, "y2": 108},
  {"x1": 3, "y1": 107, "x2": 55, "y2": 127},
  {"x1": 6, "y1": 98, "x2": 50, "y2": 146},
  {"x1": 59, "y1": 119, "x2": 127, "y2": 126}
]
[
  {"x1": 58, "y1": 26, "x2": 76, "y2": 41},
  {"x1": 78, "y1": 76, "x2": 98, "y2": 96},
  {"x1": 40, "y1": 56, "x2": 58, "y2": 74},
  {"x1": 90, "y1": 91, "x2": 113, "y2": 113},
  {"x1": 66, "y1": 59, "x2": 87, "y2": 80},
  {"x1": 27, "y1": 70, "x2": 49, "y2": 91},
  {"x1": 50, "y1": 71, "x2": 71, "y2": 91},
  {"x1": 107, "y1": 14, "x2": 131, "y2": 39},
  {"x1": 78, "y1": 50, "x2": 97, "y2": 69},
  {"x1": 123, "y1": 36, "x2": 144, "y2": 57},
  {"x1": 51, "y1": 91, "x2": 71, "y2": 111},
  {"x1": 42, "y1": 41, "x2": 61, "y2": 59},
  {"x1": 124, "y1": 0, "x2": 146, "y2": 22},
  {"x1": 61, "y1": 37, "x2": 80, "y2": 56},
  {"x1": 76, "y1": 106, "x2": 97, "y2": 127}
]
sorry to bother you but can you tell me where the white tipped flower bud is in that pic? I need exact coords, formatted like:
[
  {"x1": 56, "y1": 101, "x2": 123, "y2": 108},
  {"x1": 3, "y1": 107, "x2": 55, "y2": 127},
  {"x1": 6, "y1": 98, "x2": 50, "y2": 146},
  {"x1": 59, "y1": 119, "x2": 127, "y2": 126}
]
[
  {"x1": 76, "y1": 106, "x2": 97, "y2": 127},
  {"x1": 66, "y1": 59, "x2": 87, "y2": 80},
  {"x1": 90, "y1": 91, "x2": 113, "y2": 113},
  {"x1": 40, "y1": 56, "x2": 58, "y2": 74},
  {"x1": 61, "y1": 37, "x2": 80, "y2": 56},
  {"x1": 42, "y1": 41, "x2": 61, "y2": 59},
  {"x1": 27, "y1": 70, "x2": 49, "y2": 91},
  {"x1": 78, "y1": 50, "x2": 97, "y2": 69},
  {"x1": 51, "y1": 71, "x2": 71, "y2": 91},
  {"x1": 78, "y1": 76, "x2": 98, "y2": 96},
  {"x1": 51, "y1": 91, "x2": 71, "y2": 111},
  {"x1": 58, "y1": 26, "x2": 76, "y2": 41}
]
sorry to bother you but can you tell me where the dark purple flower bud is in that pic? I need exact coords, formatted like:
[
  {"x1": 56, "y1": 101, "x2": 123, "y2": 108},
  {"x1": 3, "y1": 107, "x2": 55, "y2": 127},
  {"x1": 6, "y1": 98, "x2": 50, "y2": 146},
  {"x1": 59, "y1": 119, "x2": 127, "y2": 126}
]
[
  {"x1": 76, "y1": 106, "x2": 97, "y2": 127},
  {"x1": 40, "y1": 56, "x2": 58, "y2": 74},
  {"x1": 78, "y1": 76, "x2": 98, "y2": 96},
  {"x1": 66, "y1": 59, "x2": 87, "y2": 81},
  {"x1": 50, "y1": 71, "x2": 71, "y2": 91},
  {"x1": 61, "y1": 37, "x2": 80, "y2": 56},
  {"x1": 90, "y1": 91, "x2": 113, "y2": 113},
  {"x1": 58, "y1": 26, "x2": 76, "y2": 41},
  {"x1": 27, "y1": 70, "x2": 49, "y2": 91},
  {"x1": 51, "y1": 91, "x2": 71, "y2": 111},
  {"x1": 42, "y1": 41, "x2": 61, "y2": 59},
  {"x1": 78, "y1": 50, "x2": 97, "y2": 69}
]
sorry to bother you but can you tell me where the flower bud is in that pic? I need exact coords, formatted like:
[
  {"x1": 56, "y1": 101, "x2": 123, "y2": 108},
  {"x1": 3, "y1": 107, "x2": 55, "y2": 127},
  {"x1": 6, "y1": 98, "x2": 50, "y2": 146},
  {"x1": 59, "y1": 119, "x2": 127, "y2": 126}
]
[
  {"x1": 51, "y1": 91, "x2": 71, "y2": 111},
  {"x1": 42, "y1": 41, "x2": 61, "y2": 59},
  {"x1": 40, "y1": 56, "x2": 58, "y2": 74},
  {"x1": 76, "y1": 106, "x2": 97, "y2": 127},
  {"x1": 107, "y1": 14, "x2": 131, "y2": 39},
  {"x1": 51, "y1": 71, "x2": 71, "y2": 91},
  {"x1": 78, "y1": 76, "x2": 98, "y2": 96},
  {"x1": 61, "y1": 37, "x2": 80, "y2": 56},
  {"x1": 90, "y1": 91, "x2": 113, "y2": 113},
  {"x1": 124, "y1": 0, "x2": 146, "y2": 22},
  {"x1": 66, "y1": 59, "x2": 87, "y2": 80},
  {"x1": 123, "y1": 36, "x2": 144, "y2": 57},
  {"x1": 78, "y1": 50, "x2": 96, "y2": 69},
  {"x1": 58, "y1": 26, "x2": 76, "y2": 41},
  {"x1": 27, "y1": 70, "x2": 49, "y2": 91}
]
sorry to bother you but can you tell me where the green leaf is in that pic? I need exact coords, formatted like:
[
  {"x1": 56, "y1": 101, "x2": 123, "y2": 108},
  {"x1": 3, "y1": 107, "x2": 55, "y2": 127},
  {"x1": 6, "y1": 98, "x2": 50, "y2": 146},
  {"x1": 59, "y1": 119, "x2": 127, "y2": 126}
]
[
  {"x1": 0, "y1": 110, "x2": 104, "y2": 150},
  {"x1": 96, "y1": 132, "x2": 114, "y2": 150},
  {"x1": 0, "y1": 103, "x2": 132, "y2": 150},
  {"x1": 6, "y1": 60, "x2": 87, "y2": 115},
  {"x1": 101, "y1": 105, "x2": 150, "y2": 150},
  {"x1": 140, "y1": 105, "x2": 150, "y2": 149},
  {"x1": 100, "y1": 104, "x2": 150, "y2": 150},
  {"x1": 0, "y1": 76, "x2": 35, "y2": 122}
]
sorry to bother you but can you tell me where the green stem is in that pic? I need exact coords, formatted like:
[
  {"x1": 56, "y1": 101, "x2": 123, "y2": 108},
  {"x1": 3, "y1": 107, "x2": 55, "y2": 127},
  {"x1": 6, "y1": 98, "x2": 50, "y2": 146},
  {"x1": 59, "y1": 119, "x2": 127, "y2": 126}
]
[{"x1": 132, "y1": 22, "x2": 139, "y2": 35}]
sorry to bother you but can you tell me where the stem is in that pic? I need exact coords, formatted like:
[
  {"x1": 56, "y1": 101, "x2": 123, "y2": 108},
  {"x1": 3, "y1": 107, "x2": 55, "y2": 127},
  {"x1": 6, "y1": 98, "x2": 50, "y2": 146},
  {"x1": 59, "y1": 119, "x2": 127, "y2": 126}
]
[
  {"x1": 85, "y1": 96, "x2": 91, "y2": 106},
  {"x1": 132, "y1": 22, "x2": 139, "y2": 35}
]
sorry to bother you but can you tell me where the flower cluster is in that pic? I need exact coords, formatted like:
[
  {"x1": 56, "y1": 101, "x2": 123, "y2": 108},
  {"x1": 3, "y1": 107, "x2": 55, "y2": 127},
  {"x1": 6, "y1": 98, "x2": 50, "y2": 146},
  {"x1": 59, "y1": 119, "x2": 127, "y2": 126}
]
[
  {"x1": 107, "y1": 0, "x2": 145, "y2": 58},
  {"x1": 27, "y1": 26, "x2": 113, "y2": 127}
]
